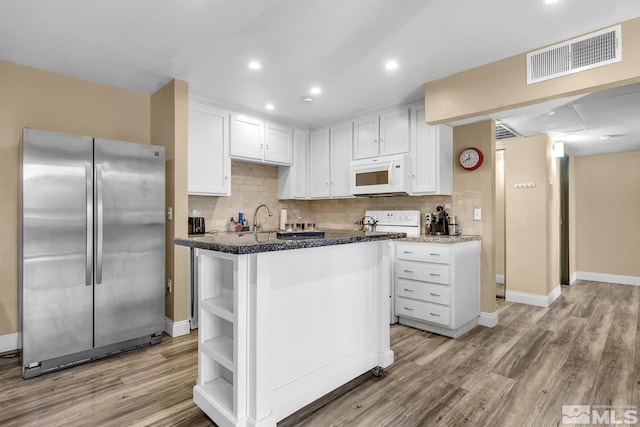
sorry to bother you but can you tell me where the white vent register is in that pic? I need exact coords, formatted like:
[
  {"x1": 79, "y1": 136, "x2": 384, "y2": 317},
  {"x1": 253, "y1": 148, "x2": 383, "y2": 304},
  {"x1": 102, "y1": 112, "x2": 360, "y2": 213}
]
[{"x1": 527, "y1": 25, "x2": 621, "y2": 84}]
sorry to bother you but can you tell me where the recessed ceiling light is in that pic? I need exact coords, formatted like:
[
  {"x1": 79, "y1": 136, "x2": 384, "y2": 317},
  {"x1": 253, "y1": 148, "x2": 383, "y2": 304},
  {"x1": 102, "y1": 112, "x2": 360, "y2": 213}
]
[
  {"x1": 265, "y1": 103, "x2": 274, "y2": 110},
  {"x1": 303, "y1": 97, "x2": 313, "y2": 103},
  {"x1": 310, "y1": 87, "x2": 322, "y2": 95},
  {"x1": 544, "y1": 0, "x2": 560, "y2": 4},
  {"x1": 548, "y1": 111, "x2": 556, "y2": 116},
  {"x1": 248, "y1": 61, "x2": 261, "y2": 70},
  {"x1": 600, "y1": 135, "x2": 611, "y2": 141},
  {"x1": 385, "y1": 60, "x2": 399, "y2": 71}
]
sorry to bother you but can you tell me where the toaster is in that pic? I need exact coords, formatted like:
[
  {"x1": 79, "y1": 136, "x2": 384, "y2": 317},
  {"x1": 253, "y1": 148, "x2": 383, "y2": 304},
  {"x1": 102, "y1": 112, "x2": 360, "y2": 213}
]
[{"x1": 188, "y1": 217, "x2": 205, "y2": 235}]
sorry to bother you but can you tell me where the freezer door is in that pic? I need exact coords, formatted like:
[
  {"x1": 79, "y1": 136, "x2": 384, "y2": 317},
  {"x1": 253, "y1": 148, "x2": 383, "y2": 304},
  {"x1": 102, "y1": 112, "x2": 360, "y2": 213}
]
[
  {"x1": 21, "y1": 129, "x2": 94, "y2": 365},
  {"x1": 93, "y1": 139, "x2": 165, "y2": 347}
]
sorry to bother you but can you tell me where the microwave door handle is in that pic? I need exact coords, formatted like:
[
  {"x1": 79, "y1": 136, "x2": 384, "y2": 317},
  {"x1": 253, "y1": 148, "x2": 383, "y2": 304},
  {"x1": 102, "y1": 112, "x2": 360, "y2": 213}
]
[{"x1": 388, "y1": 161, "x2": 393, "y2": 185}]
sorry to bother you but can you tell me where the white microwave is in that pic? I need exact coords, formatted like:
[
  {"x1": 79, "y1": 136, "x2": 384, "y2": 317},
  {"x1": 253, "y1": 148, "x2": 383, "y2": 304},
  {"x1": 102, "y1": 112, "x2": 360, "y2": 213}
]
[{"x1": 350, "y1": 154, "x2": 411, "y2": 196}]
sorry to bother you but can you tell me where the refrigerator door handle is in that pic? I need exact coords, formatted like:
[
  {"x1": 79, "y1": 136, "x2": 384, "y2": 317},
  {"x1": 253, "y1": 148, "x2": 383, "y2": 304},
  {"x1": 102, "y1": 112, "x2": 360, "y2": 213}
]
[
  {"x1": 85, "y1": 165, "x2": 93, "y2": 286},
  {"x1": 95, "y1": 164, "x2": 104, "y2": 284}
]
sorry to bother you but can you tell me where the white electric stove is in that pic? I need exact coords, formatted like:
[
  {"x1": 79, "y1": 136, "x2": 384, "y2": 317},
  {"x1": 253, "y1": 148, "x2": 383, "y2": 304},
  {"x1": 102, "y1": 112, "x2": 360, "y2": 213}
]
[{"x1": 365, "y1": 209, "x2": 421, "y2": 237}]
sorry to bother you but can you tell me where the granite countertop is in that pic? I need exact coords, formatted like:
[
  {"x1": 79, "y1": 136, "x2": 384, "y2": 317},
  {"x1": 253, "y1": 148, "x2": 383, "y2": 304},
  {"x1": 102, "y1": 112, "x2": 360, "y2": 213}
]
[
  {"x1": 399, "y1": 234, "x2": 481, "y2": 243},
  {"x1": 173, "y1": 229, "x2": 407, "y2": 255}
]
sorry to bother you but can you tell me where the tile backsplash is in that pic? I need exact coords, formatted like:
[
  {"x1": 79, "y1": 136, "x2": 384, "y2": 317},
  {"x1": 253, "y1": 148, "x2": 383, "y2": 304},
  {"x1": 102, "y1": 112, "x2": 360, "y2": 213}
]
[{"x1": 189, "y1": 161, "x2": 481, "y2": 235}]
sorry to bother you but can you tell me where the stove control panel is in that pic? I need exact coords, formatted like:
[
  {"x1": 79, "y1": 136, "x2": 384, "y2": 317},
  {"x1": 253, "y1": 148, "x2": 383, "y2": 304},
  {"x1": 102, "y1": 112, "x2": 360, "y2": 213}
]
[{"x1": 365, "y1": 210, "x2": 421, "y2": 227}]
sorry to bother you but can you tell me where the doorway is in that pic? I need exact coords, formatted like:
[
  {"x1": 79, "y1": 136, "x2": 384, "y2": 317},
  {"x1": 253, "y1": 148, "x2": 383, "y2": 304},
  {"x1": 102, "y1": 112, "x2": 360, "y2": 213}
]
[{"x1": 495, "y1": 149, "x2": 505, "y2": 299}]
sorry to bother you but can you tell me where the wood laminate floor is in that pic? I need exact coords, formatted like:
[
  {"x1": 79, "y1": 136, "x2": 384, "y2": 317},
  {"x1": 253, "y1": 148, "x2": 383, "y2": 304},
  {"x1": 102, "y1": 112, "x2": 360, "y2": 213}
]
[{"x1": 1, "y1": 280, "x2": 638, "y2": 426}]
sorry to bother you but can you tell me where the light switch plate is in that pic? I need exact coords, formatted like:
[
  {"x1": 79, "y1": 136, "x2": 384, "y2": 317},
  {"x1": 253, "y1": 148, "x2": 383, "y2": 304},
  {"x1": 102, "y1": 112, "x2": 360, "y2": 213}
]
[{"x1": 474, "y1": 208, "x2": 482, "y2": 221}]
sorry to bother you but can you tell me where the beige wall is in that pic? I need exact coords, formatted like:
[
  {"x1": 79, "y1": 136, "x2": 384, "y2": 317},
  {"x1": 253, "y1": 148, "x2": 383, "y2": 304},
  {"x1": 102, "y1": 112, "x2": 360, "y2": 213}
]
[
  {"x1": 150, "y1": 80, "x2": 189, "y2": 323},
  {"x1": 571, "y1": 151, "x2": 640, "y2": 277},
  {"x1": 452, "y1": 121, "x2": 496, "y2": 314},
  {"x1": 0, "y1": 60, "x2": 150, "y2": 336},
  {"x1": 425, "y1": 16, "x2": 640, "y2": 124},
  {"x1": 504, "y1": 135, "x2": 559, "y2": 296}
]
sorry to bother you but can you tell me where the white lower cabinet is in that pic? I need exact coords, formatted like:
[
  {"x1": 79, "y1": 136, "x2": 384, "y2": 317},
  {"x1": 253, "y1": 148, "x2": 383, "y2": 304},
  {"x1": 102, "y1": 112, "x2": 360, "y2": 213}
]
[
  {"x1": 193, "y1": 242, "x2": 393, "y2": 426},
  {"x1": 394, "y1": 240, "x2": 480, "y2": 338}
]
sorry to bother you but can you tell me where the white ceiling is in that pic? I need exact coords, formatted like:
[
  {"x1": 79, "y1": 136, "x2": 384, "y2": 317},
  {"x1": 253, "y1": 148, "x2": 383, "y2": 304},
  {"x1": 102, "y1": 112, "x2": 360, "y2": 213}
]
[{"x1": 2, "y1": 0, "x2": 640, "y2": 153}]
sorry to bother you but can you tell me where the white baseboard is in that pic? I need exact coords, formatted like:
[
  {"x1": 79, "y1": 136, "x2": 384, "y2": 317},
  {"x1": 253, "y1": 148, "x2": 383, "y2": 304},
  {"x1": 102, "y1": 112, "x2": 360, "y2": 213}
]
[
  {"x1": 574, "y1": 271, "x2": 640, "y2": 286},
  {"x1": 569, "y1": 272, "x2": 578, "y2": 285},
  {"x1": 478, "y1": 311, "x2": 499, "y2": 328},
  {"x1": 506, "y1": 285, "x2": 561, "y2": 308},
  {"x1": 164, "y1": 317, "x2": 191, "y2": 337},
  {"x1": 496, "y1": 274, "x2": 505, "y2": 285},
  {"x1": 0, "y1": 332, "x2": 20, "y2": 353}
]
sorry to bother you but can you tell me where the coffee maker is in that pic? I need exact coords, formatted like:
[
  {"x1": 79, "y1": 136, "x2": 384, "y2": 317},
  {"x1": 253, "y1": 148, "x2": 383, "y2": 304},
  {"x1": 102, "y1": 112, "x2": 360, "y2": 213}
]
[{"x1": 429, "y1": 205, "x2": 450, "y2": 235}]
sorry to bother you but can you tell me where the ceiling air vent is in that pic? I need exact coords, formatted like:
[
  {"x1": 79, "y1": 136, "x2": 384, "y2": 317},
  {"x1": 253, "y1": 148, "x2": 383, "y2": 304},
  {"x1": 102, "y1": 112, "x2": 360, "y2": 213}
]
[
  {"x1": 495, "y1": 122, "x2": 519, "y2": 140},
  {"x1": 527, "y1": 25, "x2": 621, "y2": 84}
]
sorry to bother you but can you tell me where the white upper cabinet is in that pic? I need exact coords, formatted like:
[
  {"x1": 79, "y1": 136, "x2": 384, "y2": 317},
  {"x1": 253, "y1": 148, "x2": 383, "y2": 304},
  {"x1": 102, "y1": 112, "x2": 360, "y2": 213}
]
[
  {"x1": 410, "y1": 104, "x2": 452, "y2": 195},
  {"x1": 230, "y1": 114, "x2": 292, "y2": 166},
  {"x1": 265, "y1": 122, "x2": 293, "y2": 164},
  {"x1": 353, "y1": 108, "x2": 410, "y2": 160},
  {"x1": 380, "y1": 108, "x2": 411, "y2": 156},
  {"x1": 278, "y1": 129, "x2": 308, "y2": 199},
  {"x1": 353, "y1": 115, "x2": 379, "y2": 160},
  {"x1": 188, "y1": 100, "x2": 230, "y2": 196},
  {"x1": 329, "y1": 122, "x2": 353, "y2": 198},
  {"x1": 308, "y1": 128, "x2": 331, "y2": 198}
]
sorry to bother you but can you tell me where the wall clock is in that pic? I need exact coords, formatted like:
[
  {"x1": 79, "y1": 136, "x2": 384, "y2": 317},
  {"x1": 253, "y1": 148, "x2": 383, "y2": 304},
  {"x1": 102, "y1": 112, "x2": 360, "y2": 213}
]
[{"x1": 458, "y1": 147, "x2": 484, "y2": 171}]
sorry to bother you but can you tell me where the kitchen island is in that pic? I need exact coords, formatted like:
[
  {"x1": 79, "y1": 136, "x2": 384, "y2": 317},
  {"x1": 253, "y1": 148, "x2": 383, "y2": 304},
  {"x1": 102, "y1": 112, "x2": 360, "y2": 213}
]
[{"x1": 174, "y1": 230, "x2": 404, "y2": 427}]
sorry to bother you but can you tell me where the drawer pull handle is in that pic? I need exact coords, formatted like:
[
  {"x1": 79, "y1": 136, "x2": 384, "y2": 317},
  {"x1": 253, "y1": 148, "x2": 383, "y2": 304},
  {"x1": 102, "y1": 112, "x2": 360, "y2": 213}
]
[
  {"x1": 403, "y1": 288, "x2": 414, "y2": 292},
  {"x1": 430, "y1": 313, "x2": 441, "y2": 317},
  {"x1": 403, "y1": 251, "x2": 413, "y2": 254},
  {"x1": 404, "y1": 269, "x2": 414, "y2": 273},
  {"x1": 430, "y1": 273, "x2": 441, "y2": 277},
  {"x1": 429, "y1": 253, "x2": 440, "y2": 256},
  {"x1": 404, "y1": 307, "x2": 414, "y2": 311},
  {"x1": 429, "y1": 293, "x2": 441, "y2": 297}
]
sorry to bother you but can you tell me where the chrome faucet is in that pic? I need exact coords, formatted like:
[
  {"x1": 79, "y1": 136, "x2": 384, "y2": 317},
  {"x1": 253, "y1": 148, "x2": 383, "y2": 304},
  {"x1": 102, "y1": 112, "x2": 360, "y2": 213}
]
[{"x1": 253, "y1": 204, "x2": 273, "y2": 231}]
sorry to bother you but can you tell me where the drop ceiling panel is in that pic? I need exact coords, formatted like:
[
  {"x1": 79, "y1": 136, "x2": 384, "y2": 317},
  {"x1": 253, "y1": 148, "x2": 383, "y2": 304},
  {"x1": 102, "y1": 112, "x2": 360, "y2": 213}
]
[
  {"x1": 572, "y1": 92, "x2": 640, "y2": 129},
  {"x1": 501, "y1": 106, "x2": 585, "y2": 137}
]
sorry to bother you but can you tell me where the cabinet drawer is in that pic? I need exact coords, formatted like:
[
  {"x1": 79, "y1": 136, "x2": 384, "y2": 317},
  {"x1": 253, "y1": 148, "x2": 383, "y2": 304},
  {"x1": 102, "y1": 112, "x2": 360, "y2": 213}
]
[
  {"x1": 396, "y1": 278, "x2": 450, "y2": 305},
  {"x1": 396, "y1": 261, "x2": 450, "y2": 285},
  {"x1": 395, "y1": 297, "x2": 450, "y2": 326},
  {"x1": 396, "y1": 243, "x2": 450, "y2": 264}
]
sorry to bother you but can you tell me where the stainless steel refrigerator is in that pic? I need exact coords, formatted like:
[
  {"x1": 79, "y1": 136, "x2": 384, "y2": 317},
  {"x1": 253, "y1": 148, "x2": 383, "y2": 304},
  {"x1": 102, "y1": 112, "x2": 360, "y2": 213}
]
[{"x1": 20, "y1": 128, "x2": 165, "y2": 379}]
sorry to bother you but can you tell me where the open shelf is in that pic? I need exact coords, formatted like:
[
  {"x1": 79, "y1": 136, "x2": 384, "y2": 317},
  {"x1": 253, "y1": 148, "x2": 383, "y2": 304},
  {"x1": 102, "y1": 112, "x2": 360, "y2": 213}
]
[
  {"x1": 201, "y1": 293, "x2": 234, "y2": 322},
  {"x1": 202, "y1": 336, "x2": 234, "y2": 372},
  {"x1": 201, "y1": 377, "x2": 233, "y2": 414}
]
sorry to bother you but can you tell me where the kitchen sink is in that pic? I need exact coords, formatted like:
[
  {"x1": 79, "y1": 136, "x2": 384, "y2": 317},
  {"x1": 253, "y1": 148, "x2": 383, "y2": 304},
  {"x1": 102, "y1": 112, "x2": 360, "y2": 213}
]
[{"x1": 276, "y1": 231, "x2": 325, "y2": 239}]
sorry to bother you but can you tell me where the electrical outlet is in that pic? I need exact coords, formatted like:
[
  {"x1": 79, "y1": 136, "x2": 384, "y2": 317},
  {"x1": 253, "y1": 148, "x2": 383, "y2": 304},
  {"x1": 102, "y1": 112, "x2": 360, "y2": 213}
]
[
  {"x1": 167, "y1": 207, "x2": 173, "y2": 221},
  {"x1": 167, "y1": 279, "x2": 172, "y2": 293},
  {"x1": 473, "y1": 208, "x2": 482, "y2": 221},
  {"x1": 444, "y1": 203, "x2": 451, "y2": 209}
]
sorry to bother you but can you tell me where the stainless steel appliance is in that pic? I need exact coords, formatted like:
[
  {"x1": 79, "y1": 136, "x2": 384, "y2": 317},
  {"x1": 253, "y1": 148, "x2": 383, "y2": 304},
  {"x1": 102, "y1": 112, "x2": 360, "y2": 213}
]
[
  {"x1": 189, "y1": 216, "x2": 205, "y2": 234},
  {"x1": 20, "y1": 128, "x2": 165, "y2": 379},
  {"x1": 365, "y1": 210, "x2": 420, "y2": 323},
  {"x1": 350, "y1": 154, "x2": 411, "y2": 196}
]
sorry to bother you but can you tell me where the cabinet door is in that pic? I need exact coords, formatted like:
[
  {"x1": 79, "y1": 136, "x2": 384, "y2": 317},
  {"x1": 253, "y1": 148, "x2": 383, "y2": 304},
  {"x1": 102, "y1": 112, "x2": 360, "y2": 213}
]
[
  {"x1": 308, "y1": 128, "x2": 331, "y2": 198},
  {"x1": 330, "y1": 122, "x2": 353, "y2": 198},
  {"x1": 188, "y1": 102, "x2": 230, "y2": 196},
  {"x1": 380, "y1": 108, "x2": 410, "y2": 156},
  {"x1": 292, "y1": 129, "x2": 308, "y2": 197},
  {"x1": 230, "y1": 114, "x2": 264, "y2": 161},
  {"x1": 264, "y1": 122, "x2": 293, "y2": 165},
  {"x1": 411, "y1": 106, "x2": 453, "y2": 195},
  {"x1": 353, "y1": 115, "x2": 379, "y2": 160}
]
